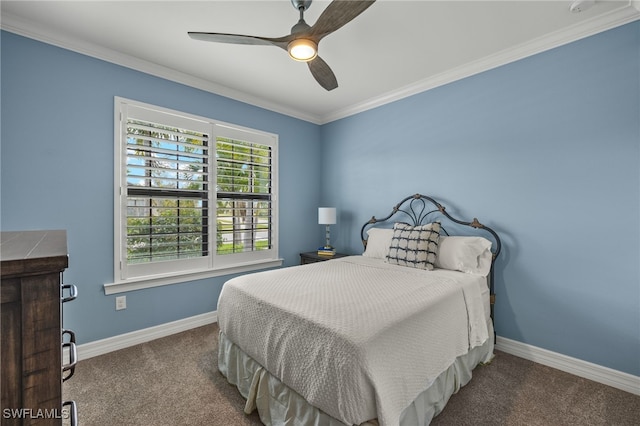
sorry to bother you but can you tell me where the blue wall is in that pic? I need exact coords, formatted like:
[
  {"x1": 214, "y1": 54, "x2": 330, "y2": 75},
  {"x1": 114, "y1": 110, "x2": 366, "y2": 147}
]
[
  {"x1": 2, "y1": 21, "x2": 638, "y2": 377},
  {"x1": 321, "y1": 21, "x2": 639, "y2": 376},
  {"x1": 1, "y1": 31, "x2": 322, "y2": 344}
]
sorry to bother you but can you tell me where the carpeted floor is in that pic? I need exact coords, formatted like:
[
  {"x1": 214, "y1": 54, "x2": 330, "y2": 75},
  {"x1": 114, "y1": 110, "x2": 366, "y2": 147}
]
[{"x1": 63, "y1": 323, "x2": 639, "y2": 426}]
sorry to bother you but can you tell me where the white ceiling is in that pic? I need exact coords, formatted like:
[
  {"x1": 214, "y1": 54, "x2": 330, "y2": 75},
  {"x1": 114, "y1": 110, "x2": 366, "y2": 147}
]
[{"x1": 2, "y1": 1, "x2": 638, "y2": 124}]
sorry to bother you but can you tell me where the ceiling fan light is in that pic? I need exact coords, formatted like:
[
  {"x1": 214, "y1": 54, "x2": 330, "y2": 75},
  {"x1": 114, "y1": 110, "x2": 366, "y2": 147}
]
[{"x1": 288, "y1": 39, "x2": 317, "y2": 62}]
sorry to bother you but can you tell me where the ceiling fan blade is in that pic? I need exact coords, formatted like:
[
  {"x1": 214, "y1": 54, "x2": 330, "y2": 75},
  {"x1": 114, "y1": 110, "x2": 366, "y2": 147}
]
[
  {"x1": 189, "y1": 1, "x2": 376, "y2": 90},
  {"x1": 188, "y1": 32, "x2": 291, "y2": 49},
  {"x1": 308, "y1": 56, "x2": 338, "y2": 91},
  {"x1": 309, "y1": 0, "x2": 376, "y2": 40}
]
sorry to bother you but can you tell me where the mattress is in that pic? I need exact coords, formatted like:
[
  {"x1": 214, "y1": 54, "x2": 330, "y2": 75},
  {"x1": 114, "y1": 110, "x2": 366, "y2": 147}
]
[{"x1": 217, "y1": 256, "x2": 492, "y2": 426}]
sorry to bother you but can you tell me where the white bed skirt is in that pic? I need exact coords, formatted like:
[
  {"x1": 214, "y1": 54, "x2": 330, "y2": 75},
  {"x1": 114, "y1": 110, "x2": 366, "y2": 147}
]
[{"x1": 217, "y1": 322, "x2": 494, "y2": 426}]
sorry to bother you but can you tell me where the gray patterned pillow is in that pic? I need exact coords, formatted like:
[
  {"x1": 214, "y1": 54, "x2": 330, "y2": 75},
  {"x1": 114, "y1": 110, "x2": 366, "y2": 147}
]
[{"x1": 386, "y1": 222, "x2": 441, "y2": 270}]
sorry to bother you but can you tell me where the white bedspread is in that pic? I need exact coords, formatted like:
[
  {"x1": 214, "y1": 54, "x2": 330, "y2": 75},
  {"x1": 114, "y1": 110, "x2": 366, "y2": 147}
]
[{"x1": 217, "y1": 256, "x2": 489, "y2": 426}]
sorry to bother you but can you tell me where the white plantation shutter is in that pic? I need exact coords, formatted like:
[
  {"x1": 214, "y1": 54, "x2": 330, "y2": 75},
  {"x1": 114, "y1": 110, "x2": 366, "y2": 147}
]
[
  {"x1": 216, "y1": 138, "x2": 272, "y2": 251},
  {"x1": 113, "y1": 98, "x2": 279, "y2": 286},
  {"x1": 125, "y1": 118, "x2": 210, "y2": 264},
  {"x1": 213, "y1": 125, "x2": 277, "y2": 267}
]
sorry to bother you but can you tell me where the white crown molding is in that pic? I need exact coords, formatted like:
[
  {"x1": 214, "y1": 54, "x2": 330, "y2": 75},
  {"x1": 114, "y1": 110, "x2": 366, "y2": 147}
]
[
  {"x1": 320, "y1": 3, "x2": 640, "y2": 123},
  {"x1": 496, "y1": 336, "x2": 640, "y2": 396},
  {"x1": 2, "y1": 5, "x2": 638, "y2": 125},
  {"x1": 0, "y1": 12, "x2": 322, "y2": 125}
]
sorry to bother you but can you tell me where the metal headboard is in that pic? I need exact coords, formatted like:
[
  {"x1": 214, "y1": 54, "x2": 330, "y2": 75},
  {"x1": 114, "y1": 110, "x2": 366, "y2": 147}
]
[{"x1": 360, "y1": 193, "x2": 502, "y2": 315}]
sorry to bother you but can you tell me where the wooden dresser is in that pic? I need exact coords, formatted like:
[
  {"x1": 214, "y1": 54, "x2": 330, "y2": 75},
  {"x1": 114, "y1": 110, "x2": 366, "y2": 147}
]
[{"x1": 1, "y1": 230, "x2": 77, "y2": 425}]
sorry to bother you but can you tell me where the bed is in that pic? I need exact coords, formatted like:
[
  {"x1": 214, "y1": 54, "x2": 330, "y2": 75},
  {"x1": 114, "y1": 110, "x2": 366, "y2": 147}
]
[{"x1": 216, "y1": 194, "x2": 502, "y2": 426}]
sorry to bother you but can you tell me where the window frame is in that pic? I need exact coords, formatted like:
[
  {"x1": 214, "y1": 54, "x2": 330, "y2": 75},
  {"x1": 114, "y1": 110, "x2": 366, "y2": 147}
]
[{"x1": 106, "y1": 97, "x2": 281, "y2": 295}]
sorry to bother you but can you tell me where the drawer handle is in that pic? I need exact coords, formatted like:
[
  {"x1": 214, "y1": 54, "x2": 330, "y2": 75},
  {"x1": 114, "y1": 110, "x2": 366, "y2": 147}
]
[
  {"x1": 61, "y1": 284, "x2": 77, "y2": 303},
  {"x1": 62, "y1": 400, "x2": 78, "y2": 426},
  {"x1": 62, "y1": 328, "x2": 76, "y2": 344},
  {"x1": 62, "y1": 341, "x2": 77, "y2": 382}
]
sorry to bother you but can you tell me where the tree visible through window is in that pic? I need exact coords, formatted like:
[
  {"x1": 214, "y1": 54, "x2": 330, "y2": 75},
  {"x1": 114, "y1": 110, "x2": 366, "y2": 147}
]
[
  {"x1": 216, "y1": 138, "x2": 272, "y2": 255},
  {"x1": 126, "y1": 119, "x2": 209, "y2": 264},
  {"x1": 114, "y1": 98, "x2": 279, "y2": 285}
]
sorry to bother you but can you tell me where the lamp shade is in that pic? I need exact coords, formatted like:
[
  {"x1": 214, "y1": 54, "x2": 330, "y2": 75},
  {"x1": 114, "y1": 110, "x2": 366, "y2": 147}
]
[{"x1": 318, "y1": 207, "x2": 336, "y2": 225}]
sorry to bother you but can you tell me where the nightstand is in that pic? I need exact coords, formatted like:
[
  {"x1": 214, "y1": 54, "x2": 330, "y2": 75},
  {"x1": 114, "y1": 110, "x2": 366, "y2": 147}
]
[{"x1": 299, "y1": 251, "x2": 349, "y2": 265}]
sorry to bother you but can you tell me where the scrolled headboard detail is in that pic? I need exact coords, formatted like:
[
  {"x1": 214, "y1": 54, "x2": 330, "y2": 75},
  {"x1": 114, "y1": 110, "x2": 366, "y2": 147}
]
[
  {"x1": 360, "y1": 193, "x2": 501, "y2": 258},
  {"x1": 360, "y1": 193, "x2": 502, "y2": 313}
]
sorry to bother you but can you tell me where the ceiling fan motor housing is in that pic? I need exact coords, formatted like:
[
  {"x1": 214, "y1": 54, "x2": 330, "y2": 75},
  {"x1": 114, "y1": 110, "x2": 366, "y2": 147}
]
[
  {"x1": 291, "y1": 0, "x2": 312, "y2": 11},
  {"x1": 289, "y1": 0, "x2": 315, "y2": 61}
]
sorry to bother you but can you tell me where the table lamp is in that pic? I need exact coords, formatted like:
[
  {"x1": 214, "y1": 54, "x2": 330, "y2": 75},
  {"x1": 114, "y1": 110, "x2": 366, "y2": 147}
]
[{"x1": 318, "y1": 207, "x2": 336, "y2": 249}]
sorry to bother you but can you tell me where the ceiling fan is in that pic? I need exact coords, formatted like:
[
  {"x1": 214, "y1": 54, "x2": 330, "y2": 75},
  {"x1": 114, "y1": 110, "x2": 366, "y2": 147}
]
[{"x1": 188, "y1": 0, "x2": 376, "y2": 91}]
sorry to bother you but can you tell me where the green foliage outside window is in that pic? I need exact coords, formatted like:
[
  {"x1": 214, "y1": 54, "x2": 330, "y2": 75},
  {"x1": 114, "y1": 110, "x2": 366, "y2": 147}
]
[{"x1": 125, "y1": 125, "x2": 272, "y2": 264}]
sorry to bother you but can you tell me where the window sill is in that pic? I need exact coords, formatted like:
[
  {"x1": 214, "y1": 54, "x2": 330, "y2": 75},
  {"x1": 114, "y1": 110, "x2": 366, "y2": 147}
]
[{"x1": 103, "y1": 258, "x2": 284, "y2": 295}]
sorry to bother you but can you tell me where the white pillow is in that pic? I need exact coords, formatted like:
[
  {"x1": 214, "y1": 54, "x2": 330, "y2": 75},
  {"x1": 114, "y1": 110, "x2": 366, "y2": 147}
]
[
  {"x1": 435, "y1": 236, "x2": 493, "y2": 275},
  {"x1": 362, "y1": 227, "x2": 394, "y2": 259}
]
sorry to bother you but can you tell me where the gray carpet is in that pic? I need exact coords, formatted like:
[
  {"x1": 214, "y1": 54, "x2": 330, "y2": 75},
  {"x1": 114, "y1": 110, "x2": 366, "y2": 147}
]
[{"x1": 63, "y1": 323, "x2": 639, "y2": 426}]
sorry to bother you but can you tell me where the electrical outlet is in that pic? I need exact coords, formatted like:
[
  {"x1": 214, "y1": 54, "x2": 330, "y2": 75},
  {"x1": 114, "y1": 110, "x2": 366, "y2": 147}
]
[{"x1": 115, "y1": 295, "x2": 127, "y2": 311}]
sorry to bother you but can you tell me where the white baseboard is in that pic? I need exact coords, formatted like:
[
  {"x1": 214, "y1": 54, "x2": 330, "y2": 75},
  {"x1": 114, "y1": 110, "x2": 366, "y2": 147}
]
[
  {"x1": 496, "y1": 335, "x2": 640, "y2": 396},
  {"x1": 75, "y1": 311, "x2": 217, "y2": 361},
  {"x1": 73, "y1": 315, "x2": 638, "y2": 396}
]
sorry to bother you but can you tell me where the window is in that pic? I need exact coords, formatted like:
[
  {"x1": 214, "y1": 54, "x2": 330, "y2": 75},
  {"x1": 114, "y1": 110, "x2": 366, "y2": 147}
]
[{"x1": 108, "y1": 97, "x2": 280, "y2": 293}]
